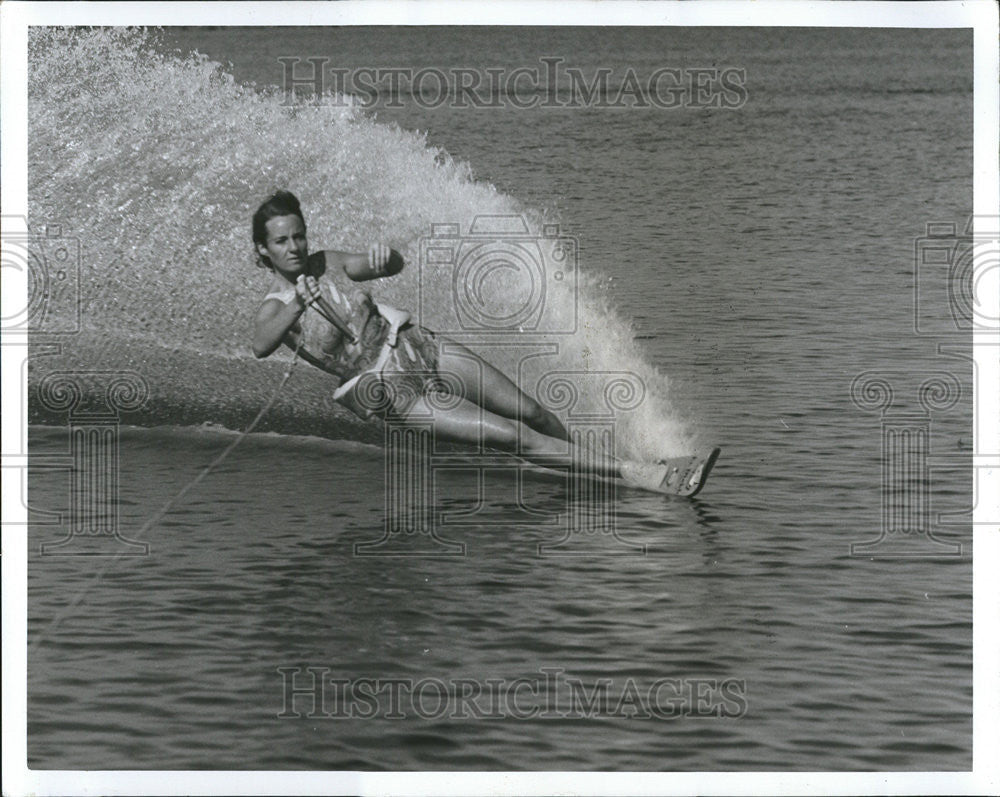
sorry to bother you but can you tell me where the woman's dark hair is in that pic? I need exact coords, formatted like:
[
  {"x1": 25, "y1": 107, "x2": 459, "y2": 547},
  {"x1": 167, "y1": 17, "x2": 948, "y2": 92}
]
[{"x1": 252, "y1": 190, "x2": 306, "y2": 269}]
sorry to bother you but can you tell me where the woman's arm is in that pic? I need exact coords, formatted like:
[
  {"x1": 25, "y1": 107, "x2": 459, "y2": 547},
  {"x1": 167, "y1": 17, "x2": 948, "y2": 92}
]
[
  {"x1": 326, "y1": 244, "x2": 405, "y2": 282},
  {"x1": 252, "y1": 293, "x2": 307, "y2": 358}
]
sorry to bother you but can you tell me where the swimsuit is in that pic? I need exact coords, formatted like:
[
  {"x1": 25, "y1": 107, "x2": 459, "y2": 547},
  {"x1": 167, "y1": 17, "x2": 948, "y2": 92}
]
[{"x1": 263, "y1": 265, "x2": 443, "y2": 421}]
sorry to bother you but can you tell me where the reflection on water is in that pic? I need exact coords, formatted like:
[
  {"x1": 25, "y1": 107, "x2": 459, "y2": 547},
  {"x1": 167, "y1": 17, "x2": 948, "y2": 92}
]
[{"x1": 29, "y1": 418, "x2": 970, "y2": 770}]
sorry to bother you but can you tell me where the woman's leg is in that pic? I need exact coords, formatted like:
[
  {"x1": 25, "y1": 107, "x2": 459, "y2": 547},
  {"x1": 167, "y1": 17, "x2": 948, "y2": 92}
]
[
  {"x1": 403, "y1": 395, "x2": 621, "y2": 478},
  {"x1": 436, "y1": 339, "x2": 569, "y2": 441}
]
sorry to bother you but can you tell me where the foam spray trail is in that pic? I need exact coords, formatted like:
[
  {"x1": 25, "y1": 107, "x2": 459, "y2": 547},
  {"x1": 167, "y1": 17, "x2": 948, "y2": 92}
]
[{"x1": 28, "y1": 28, "x2": 695, "y2": 460}]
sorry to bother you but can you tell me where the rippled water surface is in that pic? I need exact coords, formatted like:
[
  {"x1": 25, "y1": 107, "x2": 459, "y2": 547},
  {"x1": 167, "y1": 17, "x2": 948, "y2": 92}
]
[{"x1": 27, "y1": 26, "x2": 972, "y2": 770}]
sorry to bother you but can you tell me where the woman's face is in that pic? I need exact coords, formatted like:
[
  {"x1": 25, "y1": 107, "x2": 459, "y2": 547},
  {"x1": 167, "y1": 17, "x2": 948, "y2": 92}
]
[{"x1": 257, "y1": 214, "x2": 308, "y2": 276}]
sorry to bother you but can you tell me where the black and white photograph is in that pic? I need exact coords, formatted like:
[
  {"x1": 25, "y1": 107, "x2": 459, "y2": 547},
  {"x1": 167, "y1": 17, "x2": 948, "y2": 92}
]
[{"x1": 2, "y1": 1, "x2": 998, "y2": 795}]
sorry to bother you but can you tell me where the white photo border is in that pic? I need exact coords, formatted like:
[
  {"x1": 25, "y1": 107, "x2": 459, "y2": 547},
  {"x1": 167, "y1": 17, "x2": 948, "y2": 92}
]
[{"x1": 2, "y1": 2, "x2": 997, "y2": 795}]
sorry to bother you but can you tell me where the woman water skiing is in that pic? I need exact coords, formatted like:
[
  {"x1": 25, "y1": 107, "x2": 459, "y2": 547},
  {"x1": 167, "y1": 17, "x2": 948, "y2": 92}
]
[{"x1": 251, "y1": 190, "x2": 706, "y2": 491}]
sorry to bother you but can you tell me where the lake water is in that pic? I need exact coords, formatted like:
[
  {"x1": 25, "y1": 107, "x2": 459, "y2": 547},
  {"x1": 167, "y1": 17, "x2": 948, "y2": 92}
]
[{"x1": 26, "y1": 26, "x2": 973, "y2": 771}]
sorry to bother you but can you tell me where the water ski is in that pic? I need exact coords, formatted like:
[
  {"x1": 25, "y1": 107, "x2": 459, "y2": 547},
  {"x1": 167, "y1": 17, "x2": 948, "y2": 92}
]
[{"x1": 618, "y1": 447, "x2": 721, "y2": 497}]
